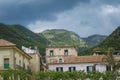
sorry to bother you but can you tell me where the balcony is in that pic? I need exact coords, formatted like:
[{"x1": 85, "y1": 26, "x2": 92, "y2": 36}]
[
  {"x1": 15, "y1": 64, "x2": 24, "y2": 70},
  {"x1": 15, "y1": 64, "x2": 32, "y2": 75}
]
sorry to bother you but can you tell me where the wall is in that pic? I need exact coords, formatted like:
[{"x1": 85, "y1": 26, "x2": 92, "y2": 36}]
[
  {"x1": 29, "y1": 53, "x2": 41, "y2": 73},
  {"x1": 46, "y1": 47, "x2": 78, "y2": 63},
  {"x1": 48, "y1": 63, "x2": 107, "y2": 72},
  {"x1": 0, "y1": 48, "x2": 14, "y2": 70},
  {"x1": 46, "y1": 47, "x2": 77, "y2": 56},
  {"x1": 15, "y1": 49, "x2": 30, "y2": 70}
]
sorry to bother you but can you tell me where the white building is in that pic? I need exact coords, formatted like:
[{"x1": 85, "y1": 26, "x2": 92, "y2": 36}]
[
  {"x1": 47, "y1": 55, "x2": 111, "y2": 72},
  {"x1": 46, "y1": 46, "x2": 115, "y2": 72}
]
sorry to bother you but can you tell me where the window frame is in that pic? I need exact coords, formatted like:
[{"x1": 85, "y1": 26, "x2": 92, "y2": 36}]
[
  {"x1": 69, "y1": 66, "x2": 76, "y2": 72},
  {"x1": 87, "y1": 66, "x2": 93, "y2": 72},
  {"x1": 50, "y1": 50, "x2": 54, "y2": 56},
  {"x1": 64, "y1": 50, "x2": 68, "y2": 56},
  {"x1": 4, "y1": 58, "x2": 10, "y2": 69},
  {"x1": 58, "y1": 58, "x2": 64, "y2": 62},
  {"x1": 106, "y1": 65, "x2": 111, "y2": 71},
  {"x1": 56, "y1": 67, "x2": 63, "y2": 72}
]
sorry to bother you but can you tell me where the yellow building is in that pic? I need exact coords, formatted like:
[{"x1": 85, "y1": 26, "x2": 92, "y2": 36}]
[{"x1": 0, "y1": 39, "x2": 32, "y2": 80}]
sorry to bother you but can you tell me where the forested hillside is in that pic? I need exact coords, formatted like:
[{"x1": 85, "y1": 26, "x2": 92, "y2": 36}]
[{"x1": 0, "y1": 23, "x2": 48, "y2": 55}]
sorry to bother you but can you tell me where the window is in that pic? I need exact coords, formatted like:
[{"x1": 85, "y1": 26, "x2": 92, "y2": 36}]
[
  {"x1": 4, "y1": 58, "x2": 9, "y2": 69},
  {"x1": 23, "y1": 63, "x2": 25, "y2": 69},
  {"x1": 27, "y1": 65, "x2": 29, "y2": 70},
  {"x1": 64, "y1": 50, "x2": 68, "y2": 56},
  {"x1": 87, "y1": 66, "x2": 93, "y2": 72},
  {"x1": 19, "y1": 60, "x2": 21, "y2": 66},
  {"x1": 14, "y1": 58, "x2": 16, "y2": 65},
  {"x1": 56, "y1": 67, "x2": 63, "y2": 71},
  {"x1": 106, "y1": 65, "x2": 111, "y2": 71},
  {"x1": 59, "y1": 58, "x2": 63, "y2": 62},
  {"x1": 49, "y1": 59, "x2": 53, "y2": 62},
  {"x1": 50, "y1": 50, "x2": 54, "y2": 56},
  {"x1": 69, "y1": 67, "x2": 76, "y2": 72}
]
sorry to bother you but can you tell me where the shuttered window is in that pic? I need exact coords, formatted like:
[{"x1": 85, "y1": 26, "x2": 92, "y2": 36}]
[
  {"x1": 69, "y1": 67, "x2": 76, "y2": 72},
  {"x1": 56, "y1": 67, "x2": 63, "y2": 72},
  {"x1": 4, "y1": 58, "x2": 9, "y2": 69}
]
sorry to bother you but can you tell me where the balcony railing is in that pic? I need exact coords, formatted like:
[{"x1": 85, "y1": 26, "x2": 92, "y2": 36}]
[{"x1": 14, "y1": 64, "x2": 32, "y2": 75}]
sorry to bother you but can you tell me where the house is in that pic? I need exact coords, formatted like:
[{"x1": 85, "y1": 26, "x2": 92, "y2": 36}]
[
  {"x1": 46, "y1": 45, "x2": 78, "y2": 63},
  {"x1": 0, "y1": 39, "x2": 32, "y2": 80},
  {"x1": 47, "y1": 55, "x2": 110, "y2": 72},
  {"x1": 46, "y1": 46, "x2": 116, "y2": 72}
]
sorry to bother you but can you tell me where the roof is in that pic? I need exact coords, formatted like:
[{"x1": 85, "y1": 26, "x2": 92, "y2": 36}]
[
  {"x1": 46, "y1": 45, "x2": 77, "y2": 48},
  {"x1": 48, "y1": 55, "x2": 105, "y2": 64},
  {"x1": 0, "y1": 39, "x2": 15, "y2": 47}
]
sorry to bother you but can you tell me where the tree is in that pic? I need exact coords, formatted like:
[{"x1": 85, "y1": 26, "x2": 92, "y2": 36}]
[{"x1": 102, "y1": 47, "x2": 120, "y2": 80}]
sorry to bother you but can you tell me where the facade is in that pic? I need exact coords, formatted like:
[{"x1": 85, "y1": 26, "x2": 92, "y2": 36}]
[
  {"x1": 46, "y1": 46, "x2": 116, "y2": 72},
  {"x1": 48, "y1": 55, "x2": 109, "y2": 72},
  {"x1": 22, "y1": 46, "x2": 42, "y2": 73},
  {"x1": 46, "y1": 46, "x2": 78, "y2": 63},
  {"x1": 0, "y1": 39, "x2": 32, "y2": 80}
]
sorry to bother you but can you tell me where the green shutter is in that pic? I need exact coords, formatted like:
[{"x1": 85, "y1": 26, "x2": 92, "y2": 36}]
[{"x1": 4, "y1": 64, "x2": 9, "y2": 69}]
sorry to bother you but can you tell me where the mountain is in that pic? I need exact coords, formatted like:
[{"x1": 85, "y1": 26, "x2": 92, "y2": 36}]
[
  {"x1": 97, "y1": 26, "x2": 120, "y2": 49},
  {"x1": 40, "y1": 29, "x2": 86, "y2": 47},
  {"x1": 0, "y1": 23, "x2": 48, "y2": 55},
  {"x1": 39, "y1": 29, "x2": 107, "y2": 53},
  {"x1": 81, "y1": 26, "x2": 120, "y2": 55},
  {"x1": 83, "y1": 34, "x2": 107, "y2": 47}
]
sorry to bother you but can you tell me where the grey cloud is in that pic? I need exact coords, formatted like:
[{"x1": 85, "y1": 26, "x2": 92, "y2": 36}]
[{"x1": 0, "y1": 0, "x2": 89, "y2": 25}]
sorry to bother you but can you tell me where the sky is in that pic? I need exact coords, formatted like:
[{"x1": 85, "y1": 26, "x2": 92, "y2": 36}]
[{"x1": 0, "y1": 0, "x2": 120, "y2": 37}]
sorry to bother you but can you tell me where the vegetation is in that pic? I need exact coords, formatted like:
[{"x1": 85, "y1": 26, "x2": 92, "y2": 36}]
[
  {"x1": 0, "y1": 23, "x2": 107, "y2": 56},
  {"x1": 0, "y1": 23, "x2": 48, "y2": 56},
  {"x1": 0, "y1": 69, "x2": 28, "y2": 80},
  {"x1": 1, "y1": 67, "x2": 119, "y2": 80},
  {"x1": 103, "y1": 47, "x2": 120, "y2": 80},
  {"x1": 40, "y1": 29, "x2": 86, "y2": 47},
  {"x1": 83, "y1": 34, "x2": 107, "y2": 47},
  {"x1": 40, "y1": 29, "x2": 106, "y2": 54},
  {"x1": 34, "y1": 70, "x2": 118, "y2": 80},
  {"x1": 81, "y1": 26, "x2": 120, "y2": 55}
]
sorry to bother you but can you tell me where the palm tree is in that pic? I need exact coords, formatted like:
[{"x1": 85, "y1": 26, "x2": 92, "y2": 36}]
[{"x1": 102, "y1": 47, "x2": 120, "y2": 80}]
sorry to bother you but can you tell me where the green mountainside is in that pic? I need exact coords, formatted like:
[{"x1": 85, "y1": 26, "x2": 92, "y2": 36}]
[
  {"x1": 83, "y1": 34, "x2": 107, "y2": 47},
  {"x1": 81, "y1": 26, "x2": 120, "y2": 55},
  {"x1": 40, "y1": 29, "x2": 107, "y2": 53},
  {"x1": 41, "y1": 29, "x2": 86, "y2": 47},
  {"x1": 0, "y1": 23, "x2": 48, "y2": 55},
  {"x1": 0, "y1": 23, "x2": 108, "y2": 56}
]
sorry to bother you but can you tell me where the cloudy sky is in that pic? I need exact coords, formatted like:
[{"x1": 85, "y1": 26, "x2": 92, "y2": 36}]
[{"x1": 0, "y1": 0, "x2": 120, "y2": 37}]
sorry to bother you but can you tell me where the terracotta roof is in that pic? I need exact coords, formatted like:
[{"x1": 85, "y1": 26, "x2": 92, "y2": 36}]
[
  {"x1": 48, "y1": 55, "x2": 105, "y2": 64},
  {"x1": 0, "y1": 39, "x2": 15, "y2": 47}
]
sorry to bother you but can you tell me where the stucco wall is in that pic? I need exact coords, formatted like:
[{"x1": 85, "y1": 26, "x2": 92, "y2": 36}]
[
  {"x1": 46, "y1": 47, "x2": 77, "y2": 56},
  {"x1": 29, "y1": 53, "x2": 41, "y2": 73},
  {"x1": 0, "y1": 47, "x2": 30, "y2": 71},
  {"x1": 15, "y1": 50, "x2": 30, "y2": 70},
  {"x1": 46, "y1": 47, "x2": 78, "y2": 63},
  {"x1": 0, "y1": 48, "x2": 13, "y2": 70},
  {"x1": 48, "y1": 63, "x2": 107, "y2": 72}
]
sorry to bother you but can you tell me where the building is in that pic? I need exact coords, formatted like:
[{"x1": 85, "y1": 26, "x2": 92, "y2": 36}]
[
  {"x1": 46, "y1": 46, "x2": 78, "y2": 63},
  {"x1": 22, "y1": 46, "x2": 42, "y2": 73},
  {"x1": 47, "y1": 55, "x2": 109, "y2": 72},
  {"x1": 46, "y1": 46, "x2": 118, "y2": 72},
  {"x1": 0, "y1": 39, "x2": 32, "y2": 80}
]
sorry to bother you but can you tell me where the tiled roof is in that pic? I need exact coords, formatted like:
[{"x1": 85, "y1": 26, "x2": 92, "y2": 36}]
[
  {"x1": 48, "y1": 55, "x2": 105, "y2": 64},
  {"x1": 0, "y1": 39, "x2": 15, "y2": 46},
  {"x1": 64, "y1": 55, "x2": 104, "y2": 63}
]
